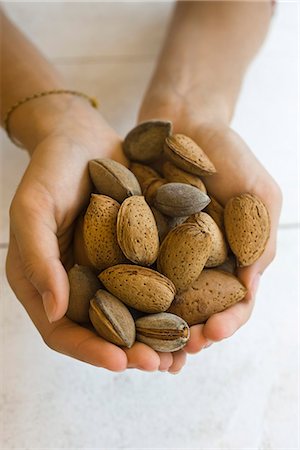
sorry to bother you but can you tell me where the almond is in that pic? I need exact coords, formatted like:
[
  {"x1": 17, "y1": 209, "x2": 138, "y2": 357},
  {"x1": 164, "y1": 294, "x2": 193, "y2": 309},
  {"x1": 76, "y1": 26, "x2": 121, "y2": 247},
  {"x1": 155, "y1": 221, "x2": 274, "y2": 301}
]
[
  {"x1": 204, "y1": 195, "x2": 224, "y2": 231},
  {"x1": 162, "y1": 160, "x2": 207, "y2": 192},
  {"x1": 73, "y1": 214, "x2": 95, "y2": 269},
  {"x1": 157, "y1": 223, "x2": 212, "y2": 292},
  {"x1": 154, "y1": 182, "x2": 211, "y2": 217},
  {"x1": 135, "y1": 312, "x2": 190, "y2": 352},
  {"x1": 99, "y1": 264, "x2": 176, "y2": 313},
  {"x1": 89, "y1": 289, "x2": 135, "y2": 348},
  {"x1": 224, "y1": 193, "x2": 270, "y2": 266},
  {"x1": 168, "y1": 269, "x2": 247, "y2": 325},
  {"x1": 129, "y1": 162, "x2": 160, "y2": 191},
  {"x1": 117, "y1": 196, "x2": 159, "y2": 265},
  {"x1": 67, "y1": 265, "x2": 102, "y2": 323},
  {"x1": 83, "y1": 194, "x2": 126, "y2": 271},
  {"x1": 150, "y1": 207, "x2": 170, "y2": 242},
  {"x1": 143, "y1": 177, "x2": 167, "y2": 205},
  {"x1": 89, "y1": 158, "x2": 141, "y2": 203},
  {"x1": 164, "y1": 134, "x2": 216, "y2": 176},
  {"x1": 123, "y1": 120, "x2": 172, "y2": 162},
  {"x1": 186, "y1": 212, "x2": 227, "y2": 267}
]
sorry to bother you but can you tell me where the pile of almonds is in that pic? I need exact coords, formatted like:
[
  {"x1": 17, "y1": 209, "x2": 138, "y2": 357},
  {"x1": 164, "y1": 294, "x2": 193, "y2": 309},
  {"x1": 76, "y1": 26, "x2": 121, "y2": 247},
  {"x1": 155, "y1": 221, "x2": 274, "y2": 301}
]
[{"x1": 68, "y1": 121, "x2": 271, "y2": 353}]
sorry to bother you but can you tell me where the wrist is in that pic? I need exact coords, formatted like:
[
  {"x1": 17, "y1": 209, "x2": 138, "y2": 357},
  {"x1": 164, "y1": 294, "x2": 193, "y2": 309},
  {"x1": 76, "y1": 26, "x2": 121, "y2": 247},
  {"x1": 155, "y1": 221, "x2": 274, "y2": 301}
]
[
  {"x1": 138, "y1": 85, "x2": 232, "y2": 134},
  {"x1": 8, "y1": 93, "x2": 99, "y2": 154}
]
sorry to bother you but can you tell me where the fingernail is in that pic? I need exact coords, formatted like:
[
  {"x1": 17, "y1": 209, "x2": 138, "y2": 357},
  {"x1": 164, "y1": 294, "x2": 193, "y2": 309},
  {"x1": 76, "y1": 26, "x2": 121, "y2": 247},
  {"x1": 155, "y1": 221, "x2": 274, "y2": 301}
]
[
  {"x1": 169, "y1": 370, "x2": 181, "y2": 375},
  {"x1": 202, "y1": 340, "x2": 213, "y2": 350},
  {"x1": 42, "y1": 291, "x2": 56, "y2": 323}
]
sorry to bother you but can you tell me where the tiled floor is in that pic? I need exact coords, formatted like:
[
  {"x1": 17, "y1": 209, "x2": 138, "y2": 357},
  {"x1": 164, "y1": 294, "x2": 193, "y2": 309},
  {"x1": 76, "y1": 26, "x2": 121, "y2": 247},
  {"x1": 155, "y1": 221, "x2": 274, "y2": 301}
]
[{"x1": 1, "y1": 2, "x2": 299, "y2": 449}]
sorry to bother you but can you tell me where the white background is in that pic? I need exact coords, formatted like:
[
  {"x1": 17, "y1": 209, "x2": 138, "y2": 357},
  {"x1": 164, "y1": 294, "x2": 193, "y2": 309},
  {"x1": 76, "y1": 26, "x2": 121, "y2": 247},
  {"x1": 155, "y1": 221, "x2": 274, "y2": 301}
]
[{"x1": 0, "y1": 2, "x2": 299, "y2": 449}]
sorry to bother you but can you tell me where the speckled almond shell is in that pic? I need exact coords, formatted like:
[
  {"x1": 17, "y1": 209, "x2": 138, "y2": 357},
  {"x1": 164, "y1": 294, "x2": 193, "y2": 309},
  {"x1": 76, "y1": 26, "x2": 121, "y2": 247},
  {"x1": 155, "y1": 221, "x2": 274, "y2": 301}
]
[
  {"x1": 186, "y1": 212, "x2": 227, "y2": 267},
  {"x1": 154, "y1": 182, "x2": 211, "y2": 217},
  {"x1": 123, "y1": 120, "x2": 172, "y2": 163},
  {"x1": 224, "y1": 193, "x2": 270, "y2": 266},
  {"x1": 99, "y1": 264, "x2": 176, "y2": 313},
  {"x1": 157, "y1": 223, "x2": 212, "y2": 292},
  {"x1": 204, "y1": 196, "x2": 225, "y2": 231},
  {"x1": 164, "y1": 134, "x2": 216, "y2": 176},
  {"x1": 162, "y1": 160, "x2": 207, "y2": 193},
  {"x1": 89, "y1": 289, "x2": 135, "y2": 348},
  {"x1": 117, "y1": 196, "x2": 159, "y2": 265},
  {"x1": 168, "y1": 269, "x2": 247, "y2": 325},
  {"x1": 83, "y1": 194, "x2": 126, "y2": 271},
  {"x1": 88, "y1": 158, "x2": 141, "y2": 203},
  {"x1": 129, "y1": 163, "x2": 160, "y2": 191},
  {"x1": 67, "y1": 265, "x2": 102, "y2": 323}
]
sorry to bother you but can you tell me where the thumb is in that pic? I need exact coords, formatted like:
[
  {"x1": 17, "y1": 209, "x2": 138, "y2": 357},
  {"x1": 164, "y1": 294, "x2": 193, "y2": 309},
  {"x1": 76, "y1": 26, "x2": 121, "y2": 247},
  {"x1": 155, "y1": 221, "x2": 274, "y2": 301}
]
[{"x1": 11, "y1": 202, "x2": 69, "y2": 323}]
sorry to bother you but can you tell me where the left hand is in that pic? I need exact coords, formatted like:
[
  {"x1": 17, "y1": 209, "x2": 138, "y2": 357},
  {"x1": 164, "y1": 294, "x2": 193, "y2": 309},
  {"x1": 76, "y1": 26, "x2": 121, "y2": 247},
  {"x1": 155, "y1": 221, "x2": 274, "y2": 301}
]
[{"x1": 138, "y1": 106, "x2": 282, "y2": 360}]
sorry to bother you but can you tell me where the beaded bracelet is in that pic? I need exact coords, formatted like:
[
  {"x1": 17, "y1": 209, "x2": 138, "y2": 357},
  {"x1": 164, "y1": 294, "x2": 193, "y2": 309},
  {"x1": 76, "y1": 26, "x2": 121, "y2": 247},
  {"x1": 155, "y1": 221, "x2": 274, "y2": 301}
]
[{"x1": 3, "y1": 89, "x2": 99, "y2": 148}]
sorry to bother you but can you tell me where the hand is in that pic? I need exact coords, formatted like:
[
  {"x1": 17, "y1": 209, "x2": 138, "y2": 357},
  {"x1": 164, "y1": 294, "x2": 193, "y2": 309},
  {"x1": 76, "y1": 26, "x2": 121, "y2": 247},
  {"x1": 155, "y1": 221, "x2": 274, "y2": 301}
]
[
  {"x1": 138, "y1": 106, "x2": 282, "y2": 355},
  {"x1": 6, "y1": 98, "x2": 185, "y2": 373}
]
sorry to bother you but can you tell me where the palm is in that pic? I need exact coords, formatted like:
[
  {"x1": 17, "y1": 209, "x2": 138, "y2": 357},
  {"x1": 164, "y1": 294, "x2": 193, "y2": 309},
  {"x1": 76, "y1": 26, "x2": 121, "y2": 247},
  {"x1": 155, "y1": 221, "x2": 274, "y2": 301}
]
[
  {"x1": 181, "y1": 122, "x2": 281, "y2": 350},
  {"x1": 7, "y1": 134, "x2": 185, "y2": 372}
]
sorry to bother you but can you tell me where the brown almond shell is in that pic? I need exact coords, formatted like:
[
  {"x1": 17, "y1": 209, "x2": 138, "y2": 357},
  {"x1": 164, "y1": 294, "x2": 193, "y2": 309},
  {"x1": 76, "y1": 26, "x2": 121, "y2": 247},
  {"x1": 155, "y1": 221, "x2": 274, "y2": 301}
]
[
  {"x1": 89, "y1": 289, "x2": 135, "y2": 348},
  {"x1": 99, "y1": 264, "x2": 176, "y2": 313},
  {"x1": 83, "y1": 194, "x2": 126, "y2": 271},
  {"x1": 164, "y1": 134, "x2": 216, "y2": 176},
  {"x1": 157, "y1": 223, "x2": 212, "y2": 292},
  {"x1": 224, "y1": 193, "x2": 270, "y2": 266},
  {"x1": 89, "y1": 158, "x2": 141, "y2": 203},
  {"x1": 117, "y1": 196, "x2": 159, "y2": 265},
  {"x1": 168, "y1": 269, "x2": 247, "y2": 325}
]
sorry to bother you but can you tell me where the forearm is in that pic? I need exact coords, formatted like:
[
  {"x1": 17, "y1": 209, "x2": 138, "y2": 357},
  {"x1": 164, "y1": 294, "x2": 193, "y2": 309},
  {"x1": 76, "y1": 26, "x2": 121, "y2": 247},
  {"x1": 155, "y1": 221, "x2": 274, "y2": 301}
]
[
  {"x1": 140, "y1": 1, "x2": 273, "y2": 124},
  {"x1": 0, "y1": 10, "x2": 89, "y2": 152}
]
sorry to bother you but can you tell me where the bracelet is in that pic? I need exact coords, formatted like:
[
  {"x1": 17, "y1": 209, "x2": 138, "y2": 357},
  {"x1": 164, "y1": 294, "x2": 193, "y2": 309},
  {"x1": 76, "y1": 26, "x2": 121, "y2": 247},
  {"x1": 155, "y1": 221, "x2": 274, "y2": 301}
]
[{"x1": 3, "y1": 89, "x2": 99, "y2": 148}]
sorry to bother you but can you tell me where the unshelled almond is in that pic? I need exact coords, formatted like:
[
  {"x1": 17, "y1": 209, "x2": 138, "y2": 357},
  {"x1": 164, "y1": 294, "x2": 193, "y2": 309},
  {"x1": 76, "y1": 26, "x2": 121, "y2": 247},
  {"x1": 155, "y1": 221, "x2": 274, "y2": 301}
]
[
  {"x1": 154, "y1": 182, "x2": 211, "y2": 217},
  {"x1": 157, "y1": 223, "x2": 212, "y2": 291},
  {"x1": 224, "y1": 193, "x2": 270, "y2": 266},
  {"x1": 129, "y1": 163, "x2": 160, "y2": 191},
  {"x1": 89, "y1": 158, "x2": 141, "y2": 203},
  {"x1": 168, "y1": 269, "x2": 247, "y2": 325},
  {"x1": 67, "y1": 264, "x2": 102, "y2": 323},
  {"x1": 135, "y1": 312, "x2": 190, "y2": 352},
  {"x1": 99, "y1": 264, "x2": 176, "y2": 313},
  {"x1": 89, "y1": 289, "x2": 135, "y2": 348},
  {"x1": 83, "y1": 194, "x2": 126, "y2": 271},
  {"x1": 117, "y1": 196, "x2": 159, "y2": 265},
  {"x1": 164, "y1": 134, "x2": 216, "y2": 176},
  {"x1": 186, "y1": 212, "x2": 227, "y2": 267},
  {"x1": 123, "y1": 120, "x2": 172, "y2": 162},
  {"x1": 162, "y1": 160, "x2": 207, "y2": 192}
]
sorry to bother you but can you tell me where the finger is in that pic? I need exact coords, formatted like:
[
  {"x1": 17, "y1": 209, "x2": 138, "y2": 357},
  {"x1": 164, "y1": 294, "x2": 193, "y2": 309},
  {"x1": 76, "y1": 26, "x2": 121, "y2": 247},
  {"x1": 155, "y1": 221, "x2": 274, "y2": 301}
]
[
  {"x1": 168, "y1": 350, "x2": 187, "y2": 374},
  {"x1": 184, "y1": 324, "x2": 212, "y2": 354},
  {"x1": 10, "y1": 193, "x2": 69, "y2": 322},
  {"x1": 6, "y1": 239, "x2": 127, "y2": 371},
  {"x1": 157, "y1": 352, "x2": 174, "y2": 372},
  {"x1": 203, "y1": 294, "x2": 256, "y2": 342},
  {"x1": 124, "y1": 342, "x2": 161, "y2": 371},
  {"x1": 46, "y1": 319, "x2": 128, "y2": 371}
]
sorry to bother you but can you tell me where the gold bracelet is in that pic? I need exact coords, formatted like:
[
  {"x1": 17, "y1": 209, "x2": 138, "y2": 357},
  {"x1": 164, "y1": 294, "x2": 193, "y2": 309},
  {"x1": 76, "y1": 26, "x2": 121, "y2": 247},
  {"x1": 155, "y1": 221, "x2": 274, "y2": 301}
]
[{"x1": 3, "y1": 89, "x2": 99, "y2": 148}]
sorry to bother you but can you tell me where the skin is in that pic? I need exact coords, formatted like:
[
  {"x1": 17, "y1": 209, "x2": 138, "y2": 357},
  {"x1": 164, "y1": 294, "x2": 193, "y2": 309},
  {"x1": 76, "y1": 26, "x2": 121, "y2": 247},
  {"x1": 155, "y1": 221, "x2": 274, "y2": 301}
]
[{"x1": 1, "y1": 2, "x2": 282, "y2": 374}]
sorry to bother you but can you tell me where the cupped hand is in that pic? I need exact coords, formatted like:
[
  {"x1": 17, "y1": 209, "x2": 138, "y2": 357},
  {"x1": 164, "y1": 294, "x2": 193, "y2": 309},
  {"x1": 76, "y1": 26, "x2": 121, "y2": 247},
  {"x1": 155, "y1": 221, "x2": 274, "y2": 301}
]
[
  {"x1": 6, "y1": 104, "x2": 182, "y2": 373},
  {"x1": 176, "y1": 121, "x2": 282, "y2": 353}
]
